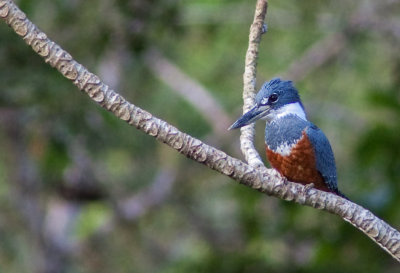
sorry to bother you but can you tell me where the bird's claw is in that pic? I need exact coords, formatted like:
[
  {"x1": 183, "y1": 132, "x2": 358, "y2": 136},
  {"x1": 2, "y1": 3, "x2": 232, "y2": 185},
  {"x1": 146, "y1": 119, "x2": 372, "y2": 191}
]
[{"x1": 303, "y1": 183, "x2": 315, "y2": 195}]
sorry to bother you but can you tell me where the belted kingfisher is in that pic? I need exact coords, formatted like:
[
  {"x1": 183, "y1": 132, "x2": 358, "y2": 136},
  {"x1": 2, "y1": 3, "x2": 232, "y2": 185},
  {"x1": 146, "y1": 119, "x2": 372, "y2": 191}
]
[{"x1": 230, "y1": 78, "x2": 346, "y2": 198}]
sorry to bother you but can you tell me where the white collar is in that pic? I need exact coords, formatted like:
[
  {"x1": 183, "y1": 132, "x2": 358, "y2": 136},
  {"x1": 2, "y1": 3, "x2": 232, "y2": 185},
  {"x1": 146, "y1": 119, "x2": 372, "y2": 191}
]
[{"x1": 275, "y1": 102, "x2": 307, "y2": 121}]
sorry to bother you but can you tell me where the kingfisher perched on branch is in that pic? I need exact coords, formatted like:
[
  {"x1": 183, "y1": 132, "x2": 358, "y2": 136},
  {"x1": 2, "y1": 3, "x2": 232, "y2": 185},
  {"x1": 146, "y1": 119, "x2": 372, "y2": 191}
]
[{"x1": 229, "y1": 78, "x2": 346, "y2": 198}]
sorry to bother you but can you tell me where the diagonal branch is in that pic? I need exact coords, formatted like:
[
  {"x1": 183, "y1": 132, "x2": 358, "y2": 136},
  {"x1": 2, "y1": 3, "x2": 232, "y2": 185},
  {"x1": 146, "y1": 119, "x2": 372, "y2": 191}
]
[
  {"x1": 1, "y1": 0, "x2": 400, "y2": 263},
  {"x1": 240, "y1": 0, "x2": 267, "y2": 168}
]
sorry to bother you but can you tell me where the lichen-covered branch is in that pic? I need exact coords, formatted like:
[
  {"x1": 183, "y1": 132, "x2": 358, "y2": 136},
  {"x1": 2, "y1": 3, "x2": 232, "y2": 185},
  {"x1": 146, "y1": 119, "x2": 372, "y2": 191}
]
[
  {"x1": 1, "y1": 0, "x2": 400, "y2": 263},
  {"x1": 240, "y1": 0, "x2": 267, "y2": 168}
]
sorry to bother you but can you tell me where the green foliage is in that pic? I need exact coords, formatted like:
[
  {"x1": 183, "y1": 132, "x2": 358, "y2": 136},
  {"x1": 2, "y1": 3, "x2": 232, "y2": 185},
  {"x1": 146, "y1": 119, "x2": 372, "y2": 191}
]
[{"x1": 75, "y1": 202, "x2": 111, "y2": 239}]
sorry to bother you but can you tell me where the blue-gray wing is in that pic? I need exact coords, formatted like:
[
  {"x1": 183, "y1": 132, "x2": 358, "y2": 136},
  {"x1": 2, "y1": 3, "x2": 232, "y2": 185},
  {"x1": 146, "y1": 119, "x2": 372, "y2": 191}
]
[{"x1": 306, "y1": 124, "x2": 338, "y2": 191}]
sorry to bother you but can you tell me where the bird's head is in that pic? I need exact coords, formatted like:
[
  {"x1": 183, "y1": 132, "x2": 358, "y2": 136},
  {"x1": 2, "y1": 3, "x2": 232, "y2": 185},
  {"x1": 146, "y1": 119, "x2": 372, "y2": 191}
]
[{"x1": 229, "y1": 78, "x2": 306, "y2": 130}]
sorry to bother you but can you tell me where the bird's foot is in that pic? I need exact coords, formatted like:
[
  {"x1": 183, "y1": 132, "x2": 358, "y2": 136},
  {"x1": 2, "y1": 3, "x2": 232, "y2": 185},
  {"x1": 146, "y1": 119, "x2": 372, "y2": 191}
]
[
  {"x1": 271, "y1": 169, "x2": 287, "y2": 185},
  {"x1": 303, "y1": 183, "x2": 315, "y2": 195}
]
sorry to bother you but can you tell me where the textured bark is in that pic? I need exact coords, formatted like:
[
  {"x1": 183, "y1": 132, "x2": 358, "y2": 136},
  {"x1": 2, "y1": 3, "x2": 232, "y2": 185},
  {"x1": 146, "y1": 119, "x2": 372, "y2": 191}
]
[
  {"x1": 1, "y1": 0, "x2": 400, "y2": 263},
  {"x1": 240, "y1": 0, "x2": 267, "y2": 168}
]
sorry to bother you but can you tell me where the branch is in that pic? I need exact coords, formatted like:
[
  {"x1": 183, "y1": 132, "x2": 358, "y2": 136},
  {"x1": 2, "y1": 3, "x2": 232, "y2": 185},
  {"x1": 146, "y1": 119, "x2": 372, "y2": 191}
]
[
  {"x1": 240, "y1": 0, "x2": 267, "y2": 168},
  {"x1": 1, "y1": 0, "x2": 400, "y2": 262}
]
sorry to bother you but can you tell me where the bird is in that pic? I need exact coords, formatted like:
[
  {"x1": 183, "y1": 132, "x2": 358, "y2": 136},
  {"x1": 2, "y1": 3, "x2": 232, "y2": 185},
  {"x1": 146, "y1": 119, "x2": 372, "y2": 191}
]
[{"x1": 229, "y1": 78, "x2": 346, "y2": 198}]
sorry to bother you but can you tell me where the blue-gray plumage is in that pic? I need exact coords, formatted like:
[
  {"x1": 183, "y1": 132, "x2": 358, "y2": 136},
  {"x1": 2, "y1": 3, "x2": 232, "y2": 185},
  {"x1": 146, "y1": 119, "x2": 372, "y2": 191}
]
[
  {"x1": 306, "y1": 124, "x2": 337, "y2": 192},
  {"x1": 229, "y1": 78, "x2": 346, "y2": 198},
  {"x1": 264, "y1": 114, "x2": 306, "y2": 152}
]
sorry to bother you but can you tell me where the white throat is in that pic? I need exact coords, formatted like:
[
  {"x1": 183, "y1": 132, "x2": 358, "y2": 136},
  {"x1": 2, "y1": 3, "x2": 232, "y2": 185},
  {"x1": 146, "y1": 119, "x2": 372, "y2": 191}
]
[{"x1": 275, "y1": 102, "x2": 307, "y2": 121}]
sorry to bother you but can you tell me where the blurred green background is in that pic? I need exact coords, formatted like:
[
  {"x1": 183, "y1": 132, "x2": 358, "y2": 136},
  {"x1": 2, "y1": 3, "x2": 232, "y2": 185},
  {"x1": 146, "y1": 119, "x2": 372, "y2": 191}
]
[{"x1": 0, "y1": 0, "x2": 399, "y2": 272}]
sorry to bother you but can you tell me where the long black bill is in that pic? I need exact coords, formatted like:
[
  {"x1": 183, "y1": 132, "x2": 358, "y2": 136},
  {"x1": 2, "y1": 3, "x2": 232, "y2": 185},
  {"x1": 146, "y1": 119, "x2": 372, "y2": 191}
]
[{"x1": 228, "y1": 106, "x2": 264, "y2": 130}]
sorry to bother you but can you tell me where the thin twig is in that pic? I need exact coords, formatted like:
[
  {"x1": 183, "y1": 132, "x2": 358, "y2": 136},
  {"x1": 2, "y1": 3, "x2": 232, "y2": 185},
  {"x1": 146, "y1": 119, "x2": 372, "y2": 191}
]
[
  {"x1": 1, "y1": 0, "x2": 400, "y2": 262},
  {"x1": 241, "y1": 0, "x2": 267, "y2": 168}
]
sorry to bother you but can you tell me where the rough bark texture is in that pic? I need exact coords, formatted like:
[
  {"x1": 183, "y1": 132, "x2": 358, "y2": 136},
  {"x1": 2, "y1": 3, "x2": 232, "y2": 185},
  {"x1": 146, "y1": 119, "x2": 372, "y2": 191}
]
[
  {"x1": 240, "y1": 0, "x2": 267, "y2": 168},
  {"x1": 1, "y1": 0, "x2": 400, "y2": 263}
]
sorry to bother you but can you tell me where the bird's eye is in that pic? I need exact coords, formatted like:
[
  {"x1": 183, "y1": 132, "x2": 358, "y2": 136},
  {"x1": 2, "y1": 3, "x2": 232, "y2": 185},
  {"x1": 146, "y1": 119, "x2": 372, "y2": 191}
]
[{"x1": 269, "y1": 93, "x2": 278, "y2": 103}]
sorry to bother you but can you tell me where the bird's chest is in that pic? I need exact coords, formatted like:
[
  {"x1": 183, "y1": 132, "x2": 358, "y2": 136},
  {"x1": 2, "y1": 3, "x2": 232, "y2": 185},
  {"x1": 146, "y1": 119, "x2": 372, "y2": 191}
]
[{"x1": 265, "y1": 122, "x2": 324, "y2": 185}]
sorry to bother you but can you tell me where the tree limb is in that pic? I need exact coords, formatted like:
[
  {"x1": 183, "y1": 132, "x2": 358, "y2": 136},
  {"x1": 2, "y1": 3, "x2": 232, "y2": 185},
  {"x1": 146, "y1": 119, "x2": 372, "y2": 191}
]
[{"x1": 1, "y1": 0, "x2": 400, "y2": 262}]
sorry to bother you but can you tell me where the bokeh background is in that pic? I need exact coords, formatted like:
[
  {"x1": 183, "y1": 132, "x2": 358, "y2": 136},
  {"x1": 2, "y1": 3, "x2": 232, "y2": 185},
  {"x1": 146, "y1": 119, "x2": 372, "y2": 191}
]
[{"x1": 0, "y1": 0, "x2": 399, "y2": 272}]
